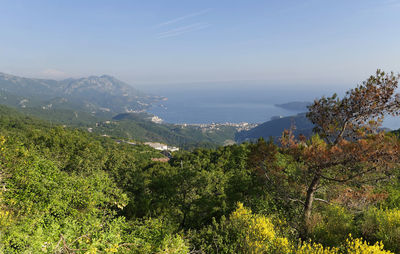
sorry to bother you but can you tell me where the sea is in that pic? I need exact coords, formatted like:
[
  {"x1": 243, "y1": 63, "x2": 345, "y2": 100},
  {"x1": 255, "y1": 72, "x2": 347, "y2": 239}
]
[{"x1": 141, "y1": 84, "x2": 400, "y2": 130}]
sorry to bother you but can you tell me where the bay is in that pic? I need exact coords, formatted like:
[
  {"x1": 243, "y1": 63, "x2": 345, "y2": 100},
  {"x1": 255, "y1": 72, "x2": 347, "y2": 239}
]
[
  {"x1": 145, "y1": 86, "x2": 312, "y2": 124},
  {"x1": 142, "y1": 84, "x2": 400, "y2": 130}
]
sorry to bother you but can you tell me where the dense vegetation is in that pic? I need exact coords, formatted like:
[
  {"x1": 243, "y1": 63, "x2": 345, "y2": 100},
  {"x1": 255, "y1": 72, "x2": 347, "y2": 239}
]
[
  {"x1": 94, "y1": 113, "x2": 237, "y2": 149},
  {"x1": 1, "y1": 71, "x2": 400, "y2": 253}
]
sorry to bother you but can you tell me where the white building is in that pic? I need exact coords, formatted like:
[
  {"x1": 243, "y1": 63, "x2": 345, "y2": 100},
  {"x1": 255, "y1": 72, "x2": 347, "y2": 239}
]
[
  {"x1": 168, "y1": 146, "x2": 179, "y2": 152},
  {"x1": 144, "y1": 142, "x2": 179, "y2": 152},
  {"x1": 144, "y1": 142, "x2": 168, "y2": 151},
  {"x1": 150, "y1": 116, "x2": 163, "y2": 124}
]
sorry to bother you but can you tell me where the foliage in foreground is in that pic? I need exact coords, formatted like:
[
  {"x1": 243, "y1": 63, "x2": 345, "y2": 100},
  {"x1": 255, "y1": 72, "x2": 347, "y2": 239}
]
[
  {"x1": 1, "y1": 105, "x2": 400, "y2": 253},
  {"x1": 190, "y1": 203, "x2": 394, "y2": 254},
  {"x1": 1, "y1": 70, "x2": 400, "y2": 253}
]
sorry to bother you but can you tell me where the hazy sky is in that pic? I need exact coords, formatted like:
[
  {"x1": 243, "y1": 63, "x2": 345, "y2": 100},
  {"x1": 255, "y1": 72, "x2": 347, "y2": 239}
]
[{"x1": 1, "y1": 0, "x2": 400, "y2": 87}]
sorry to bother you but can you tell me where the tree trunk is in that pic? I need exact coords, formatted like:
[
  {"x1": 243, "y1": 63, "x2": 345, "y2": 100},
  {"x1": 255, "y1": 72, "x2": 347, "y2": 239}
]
[{"x1": 300, "y1": 175, "x2": 320, "y2": 240}]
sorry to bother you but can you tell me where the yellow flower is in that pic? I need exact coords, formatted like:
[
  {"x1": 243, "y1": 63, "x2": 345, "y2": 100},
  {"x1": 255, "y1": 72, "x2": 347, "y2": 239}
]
[{"x1": 345, "y1": 237, "x2": 392, "y2": 254}]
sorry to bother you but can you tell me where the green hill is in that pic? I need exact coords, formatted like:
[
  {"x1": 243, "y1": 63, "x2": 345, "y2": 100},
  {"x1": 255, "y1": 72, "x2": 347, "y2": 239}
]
[
  {"x1": 94, "y1": 112, "x2": 238, "y2": 149},
  {"x1": 235, "y1": 113, "x2": 314, "y2": 142}
]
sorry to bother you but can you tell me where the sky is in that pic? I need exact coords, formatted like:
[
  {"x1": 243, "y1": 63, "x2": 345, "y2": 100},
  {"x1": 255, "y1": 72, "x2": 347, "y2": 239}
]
[{"x1": 1, "y1": 0, "x2": 400, "y2": 87}]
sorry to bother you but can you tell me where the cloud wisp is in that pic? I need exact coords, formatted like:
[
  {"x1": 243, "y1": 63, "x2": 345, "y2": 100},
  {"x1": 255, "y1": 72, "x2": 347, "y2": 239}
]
[
  {"x1": 157, "y1": 22, "x2": 210, "y2": 39},
  {"x1": 154, "y1": 9, "x2": 211, "y2": 39},
  {"x1": 155, "y1": 9, "x2": 211, "y2": 28}
]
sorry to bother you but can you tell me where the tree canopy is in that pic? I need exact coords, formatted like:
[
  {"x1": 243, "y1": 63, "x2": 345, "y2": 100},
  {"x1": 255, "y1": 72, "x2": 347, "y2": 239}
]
[{"x1": 1, "y1": 71, "x2": 400, "y2": 253}]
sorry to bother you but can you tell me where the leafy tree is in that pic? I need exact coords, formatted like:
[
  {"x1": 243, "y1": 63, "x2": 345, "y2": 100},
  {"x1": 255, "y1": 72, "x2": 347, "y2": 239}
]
[
  {"x1": 0, "y1": 138, "x2": 129, "y2": 253},
  {"x1": 249, "y1": 71, "x2": 400, "y2": 239},
  {"x1": 3, "y1": 85, "x2": 400, "y2": 252},
  {"x1": 307, "y1": 70, "x2": 400, "y2": 144},
  {"x1": 291, "y1": 70, "x2": 400, "y2": 238}
]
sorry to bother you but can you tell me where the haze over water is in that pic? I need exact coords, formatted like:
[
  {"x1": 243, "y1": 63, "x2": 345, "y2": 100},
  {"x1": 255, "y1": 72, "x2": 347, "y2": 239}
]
[
  {"x1": 144, "y1": 84, "x2": 309, "y2": 124},
  {"x1": 144, "y1": 84, "x2": 400, "y2": 130}
]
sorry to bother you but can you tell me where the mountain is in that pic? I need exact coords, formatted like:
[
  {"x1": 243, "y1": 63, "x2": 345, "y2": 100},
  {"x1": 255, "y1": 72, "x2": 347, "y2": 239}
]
[
  {"x1": 0, "y1": 72, "x2": 163, "y2": 114},
  {"x1": 235, "y1": 113, "x2": 314, "y2": 142}
]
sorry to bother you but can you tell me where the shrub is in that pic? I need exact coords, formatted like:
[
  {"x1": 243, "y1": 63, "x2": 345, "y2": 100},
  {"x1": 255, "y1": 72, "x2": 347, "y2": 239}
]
[
  {"x1": 295, "y1": 241, "x2": 339, "y2": 254},
  {"x1": 361, "y1": 208, "x2": 400, "y2": 253},
  {"x1": 124, "y1": 218, "x2": 189, "y2": 254},
  {"x1": 345, "y1": 237, "x2": 392, "y2": 254},
  {"x1": 311, "y1": 205, "x2": 355, "y2": 247},
  {"x1": 191, "y1": 202, "x2": 291, "y2": 254},
  {"x1": 295, "y1": 236, "x2": 393, "y2": 254}
]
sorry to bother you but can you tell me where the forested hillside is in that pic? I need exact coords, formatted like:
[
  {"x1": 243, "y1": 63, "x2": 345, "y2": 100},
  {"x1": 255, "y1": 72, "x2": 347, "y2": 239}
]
[
  {"x1": 1, "y1": 71, "x2": 400, "y2": 253},
  {"x1": 0, "y1": 101, "x2": 238, "y2": 149},
  {"x1": 92, "y1": 113, "x2": 237, "y2": 149},
  {"x1": 0, "y1": 72, "x2": 239, "y2": 148},
  {"x1": 235, "y1": 113, "x2": 314, "y2": 142}
]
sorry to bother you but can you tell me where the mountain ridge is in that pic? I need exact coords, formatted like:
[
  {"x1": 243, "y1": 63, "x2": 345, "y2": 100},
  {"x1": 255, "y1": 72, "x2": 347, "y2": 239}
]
[
  {"x1": 0, "y1": 72, "x2": 163, "y2": 114},
  {"x1": 235, "y1": 113, "x2": 314, "y2": 142}
]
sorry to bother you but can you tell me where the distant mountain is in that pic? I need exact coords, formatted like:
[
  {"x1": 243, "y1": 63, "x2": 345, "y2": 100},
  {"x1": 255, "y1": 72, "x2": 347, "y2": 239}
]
[
  {"x1": 235, "y1": 113, "x2": 314, "y2": 142},
  {"x1": 0, "y1": 72, "x2": 163, "y2": 114},
  {"x1": 275, "y1": 101, "x2": 312, "y2": 111}
]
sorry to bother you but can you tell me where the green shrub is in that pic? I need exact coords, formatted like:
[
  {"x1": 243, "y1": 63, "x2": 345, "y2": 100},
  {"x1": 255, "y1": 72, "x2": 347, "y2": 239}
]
[
  {"x1": 190, "y1": 203, "x2": 291, "y2": 254},
  {"x1": 124, "y1": 218, "x2": 189, "y2": 254},
  {"x1": 311, "y1": 205, "x2": 356, "y2": 247},
  {"x1": 361, "y1": 208, "x2": 400, "y2": 253}
]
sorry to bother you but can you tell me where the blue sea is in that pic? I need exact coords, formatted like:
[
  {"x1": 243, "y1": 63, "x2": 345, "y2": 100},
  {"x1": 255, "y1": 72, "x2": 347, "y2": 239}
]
[
  {"x1": 142, "y1": 84, "x2": 400, "y2": 130},
  {"x1": 143, "y1": 84, "x2": 322, "y2": 124}
]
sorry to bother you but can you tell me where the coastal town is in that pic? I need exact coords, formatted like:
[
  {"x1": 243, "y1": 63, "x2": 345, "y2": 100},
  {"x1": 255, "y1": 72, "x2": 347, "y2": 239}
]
[
  {"x1": 90, "y1": 114, "x2": 258, "y2": 135},
  {"x1": 179, "y1": 122, "x2": 258, "y2": 132},
  {"x1": 85, "y1": 114, "x2": 259, "y2": 159}
]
